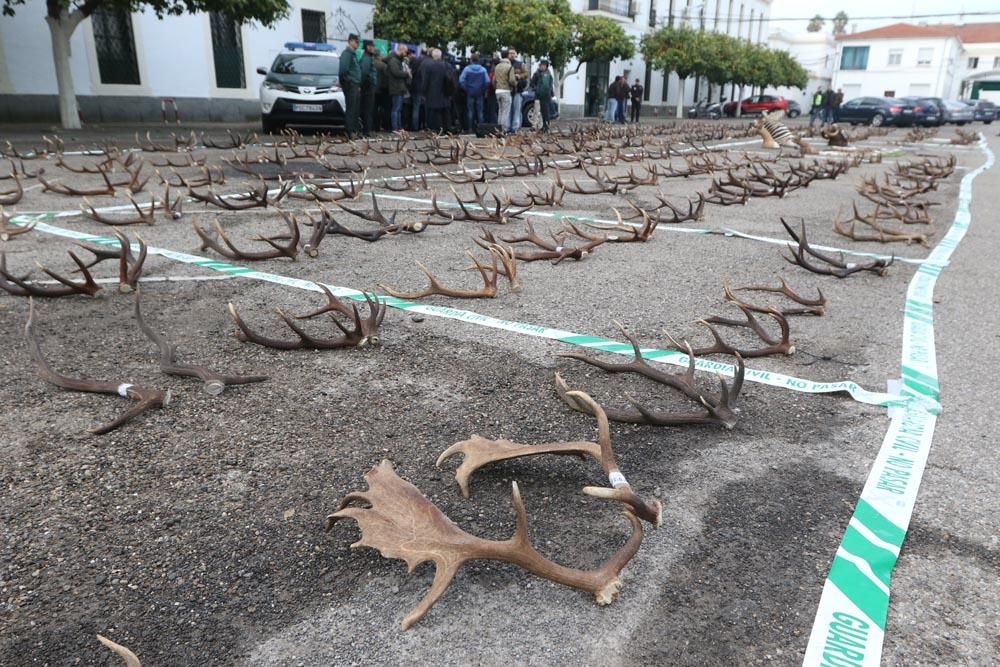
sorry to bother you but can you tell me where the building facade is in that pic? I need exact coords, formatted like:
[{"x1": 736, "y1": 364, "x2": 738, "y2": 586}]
[
  {"x1": 767, "y1": 29, "x2": 835, "y2": 111},
  {"x1": 560, "y1": 0, "x2": 773, "y2": 117},
  {"x1": 0, "y1": 0, "x2": 374, "y2": 123},
  {"x1": 831, "y1": 22, "x2": 1000, "y2": 102}
]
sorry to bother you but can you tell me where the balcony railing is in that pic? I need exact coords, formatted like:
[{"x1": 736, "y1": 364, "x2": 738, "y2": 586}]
[{"x1": 588, "y1": 0, "x2": 635, "y2": 18}]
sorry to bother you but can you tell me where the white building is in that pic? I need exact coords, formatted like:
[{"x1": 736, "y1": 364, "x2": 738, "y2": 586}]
[
  {"x1": 831, "y1": 22, "x2": 1000, "y2": 102},
  {"x1": 0, "y1": 0, "x2": 374, "y2": 123},
  {"x1": 560, "y1": 0, "x2": 774, "y2": 117},
  {"x1": 767, "y1": 29, "x2": 835, "y2": 111}
]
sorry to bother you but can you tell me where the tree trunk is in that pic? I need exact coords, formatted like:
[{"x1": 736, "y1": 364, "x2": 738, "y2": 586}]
[
  {"x1": 735, "y1": 85, "x2": 744, "y2": 118},
  {"x1": 45, "y1": 9, "x2": 86, "y2": 130},
  {"x1": 675, "y1": 76, "x2": 686, "y2": 118}
]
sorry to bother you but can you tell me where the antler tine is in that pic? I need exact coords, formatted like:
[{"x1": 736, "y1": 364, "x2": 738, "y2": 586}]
[
  {"x1": 733, "y1": 275, "x2": 827, "y2": 310},
  {"x1": 560, "y1": 321, "x2": 702, "y2": 402},
  {"x1": 134, "y1": 290, "x2": 267, "y2": 394},
  {"x1": 702, "y1": 303, "x2": 795, "y2": 355},
  {"x1": 379, "y1": 255, "x2": 499, "y2": 300},
  {"x1": 0, "y1": 207, "x2": 36, "y2": 241},
  {"x1": 112, "y1": 228, "x2": 147, "y2": 292},
  {"x1": 23, "y1": 251, "x2": 102, "y2": 297},
  {"x1": 25, "y1": 299, "x2": 170, "y2": 434}
]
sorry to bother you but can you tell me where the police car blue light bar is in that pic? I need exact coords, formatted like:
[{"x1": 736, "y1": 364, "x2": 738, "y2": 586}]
[{"x1": 283, "y1": 42, "x2": 335, "y2": 52}]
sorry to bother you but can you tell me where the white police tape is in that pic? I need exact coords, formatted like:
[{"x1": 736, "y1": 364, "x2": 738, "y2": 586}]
[{"x1": 802, "y1": 136, "x2": 994, "y2": 666}]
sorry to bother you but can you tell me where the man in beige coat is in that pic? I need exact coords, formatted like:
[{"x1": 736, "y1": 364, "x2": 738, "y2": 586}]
[{"x1": 493, "y1": 52, "x2": 517, "y2": 135}]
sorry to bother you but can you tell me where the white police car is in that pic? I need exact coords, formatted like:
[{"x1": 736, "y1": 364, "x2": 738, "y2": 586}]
[{"x1": 256, "y1": 42, "x2": 345, "y2": 133}]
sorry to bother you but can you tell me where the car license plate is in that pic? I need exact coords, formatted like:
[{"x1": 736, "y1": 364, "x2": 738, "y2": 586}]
[
  {"x1": 292, "y1": 104, "x2": 322, "y2": 113},
  {"x1": 902, "y1": 109, "x2": 913, "y2": 113}
]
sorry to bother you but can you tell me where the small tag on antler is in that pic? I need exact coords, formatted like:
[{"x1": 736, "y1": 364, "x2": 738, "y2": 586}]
[
  {"x1": 608, "y1": 471, "x2": 628, "y2": 488},
  {"x1": 117, "y1": 383, "x2": 134, "y2": 397}
]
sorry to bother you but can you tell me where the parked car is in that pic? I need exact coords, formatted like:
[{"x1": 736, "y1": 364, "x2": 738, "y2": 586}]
[
  {"x1": 722, "y1": 94, "x2": 789, "y2": 116},
  {"x1": 959, "y1": 98, "x2": 996, "y2": 123},
  {"x1": 941, "y1": 100, "x2": 974, "y2": 125},
  {"x1": 786, "y1": 100, "x2": 802, "y2": 118},
  {"x1": 900, "y1": 96, "x2": 945, "y2": 126},
  {"x1": 687, "y1": 100, "x2": 723, "y2": 119},
  {"x1": 257, "y1": 42, "x2": 344, "y2": 134},
  {"x1": 838, "y1": 97, "x2": 916, "y2": 126},
  {"x1": 520, "y1": 90, "x2": 560, "y2": 129}
]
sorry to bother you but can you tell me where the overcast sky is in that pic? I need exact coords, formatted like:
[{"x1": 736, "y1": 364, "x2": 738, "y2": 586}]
[{"x1": 769, "y1": 0, "x2": 1000, "y2": 34}]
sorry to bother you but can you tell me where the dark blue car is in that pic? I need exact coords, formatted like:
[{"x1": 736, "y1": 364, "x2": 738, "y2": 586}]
[{"x1": 838, "y1": 97, "x2": 917, "y2": 127}]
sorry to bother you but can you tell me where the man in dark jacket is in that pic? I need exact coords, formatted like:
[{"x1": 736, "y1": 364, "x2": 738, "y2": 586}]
[
  {"x1": 822, "y1": 86, "x2": 835, "y2": 127},
  {"x1": 833, "y1": 88, "x2": 844, "y2": 122},
  {"x1": 339, "y1": 34, "x2": 362, "y2": 137},
  {"x1": 386, "y1": 43, "x2": 410, "y2": 132},
  {"x1": 374, "y1": 51, "x2": 389, "y2": 131},
  {"x1": 629, "y1": 78, "x2": 643, "y2": 123},
  {"x1": 614, "y1": 77, "x2": 628, "y2": 123},
  {"x1": 410, "y1": 50, "x2": 426, "y2": 130},
  {"x1": 529, "y1": 60, "x2": 554, "y2": 132},
  {"x1": 421, "y1": 48, "x2": 452, "y2": 133},
  {"x1": 360, "y1": 40, "x2": 378, "y2": 135}
]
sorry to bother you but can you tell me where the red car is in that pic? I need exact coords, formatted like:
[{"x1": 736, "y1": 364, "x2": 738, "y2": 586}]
[{"x1": 723, "y1": 94, "x2": 789, "y2": 117}]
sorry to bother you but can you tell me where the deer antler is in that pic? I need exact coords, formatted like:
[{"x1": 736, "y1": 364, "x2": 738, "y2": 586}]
[
  {"x1": 726, "y1": 276, "x2": 826, "y2": 316},
  {"x1": 24, "y1": 300, "x2": 170, "y2": 434},
  {"x1": 80, "y1": 193, "x2": 157, "y2": 226},
  {"x1": 192, "y1": 211, "x2": 299, "y2": 261},
  {"x1": 697, "y1": 304, "x2": 796, "y2": 357},
  {"x1": 96, "y1": 635, "x2": 141, "y2": 667},
  {"x1": 781, "y1": 218, "x2": 893, "y2": 278},
  {"x1": 380, "y1": 253, "x2": 502, "y2": 299},
  {"x1": 437, "y1": 391, "x2": 661, "y2": 526},
  {"x1": 484, "y1": 221, "x2": 604, "y2": 264},
  {"x1": 584, "y1": 209, "x2": 659, "y2": 242},
  {"x1": 134, "y1": 290, "x2": 267, "y2": 394},
  {"x1": 327, "y1": 459, "x2": 643, "y2": 629},
  {"x1": 832, "y1": 203, "x2": 930, "y2": 246},
  {"x1": 0, "y1": 250, "x2": 102, "y2": 297},
  {"x1": 229, "y1": 291, "x2": 385, "y2": 350},
  {"x1": 1, "y1": 207, "x2": 35, "y2": 241},
  {"x1": 0, "y1": 171, "x2": 24, "y2": 205},
  {"x1": 556, "y1": 322, "x2": 744, "y2": 429}
]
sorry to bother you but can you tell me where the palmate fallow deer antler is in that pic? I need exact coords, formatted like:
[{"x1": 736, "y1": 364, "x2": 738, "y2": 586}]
[
  {"x1": 437, "y1": 391, "x2": 661, "y2": 526},
  {"x1": 327, "y1": 459, "x2": 643, "y2": 630}
]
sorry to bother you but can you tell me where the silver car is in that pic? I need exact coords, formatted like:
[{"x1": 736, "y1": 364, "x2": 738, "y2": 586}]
[{"x1": 942, "y1": 100, "x2": 974, "y2": 125}]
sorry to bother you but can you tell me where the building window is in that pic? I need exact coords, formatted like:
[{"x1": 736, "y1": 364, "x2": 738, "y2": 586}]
[
  {"x1": 968, "y1": 57, "x2": 979, "y2": 69},
  {"x1": 995, "y1": 56, "x2": 1000, "y2": 68},
  {"x1": 840, "y1": 46, "x2": 869, "y2": 70},
  {"x1": 649, "y1": 5, "x2": 656, "y2": 27},
  {"x1": 888, "y1": 49, "x2": 902, "y2": 66},
  {"x1": 588, "y1": 0, "x2": 634, "y2": 17},
  {"x1": 301, "y1": 10, "x2": 326, "y2": 43},
  {"x1": 210, "y1": 11, "x2": 245, "y2": 89},
  {"x1": 917, "y1": 48, "x2": 933, "y2": 66},
  {"x1": 91, "y1": 8, "x2": 140, "y2": 85},
  {"x1": 883, "y1": 90, "x2": 895, "y2": 97}
]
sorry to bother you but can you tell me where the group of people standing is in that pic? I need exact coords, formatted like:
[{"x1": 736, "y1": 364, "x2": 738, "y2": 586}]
[
  {"x1": 338, "y1": 35, "x2": 555, "y2": 136},
  {"x1": 603, "y1": 76, "x2": 644, "y2": 124},
  {"x1": 809, "y1": 86, "x2": 845, "y2": 128}
]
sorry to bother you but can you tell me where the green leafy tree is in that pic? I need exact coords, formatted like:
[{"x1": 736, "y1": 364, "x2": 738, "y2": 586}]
[
  {"x1": 832, "y1": 10, "x2": 849, "y2": 34},
  {"x1": 772, "y1": 49, "x2": 808, "y2": 89},
  {"x1": 641, "y1": 25, "x2": 709, "y2": 117},
  {"x1": 807, "y1": 14, "x2": 824, "y2": 32},
  {"x1": 558, "y1": 14, "x2": 633, "y2": 95},
  {"x1": 374, "y1": 0, "x2": 475, "y2": 48},
  {"x1": 2, "y1": 0, "x2": 289, "y2": 129}
]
